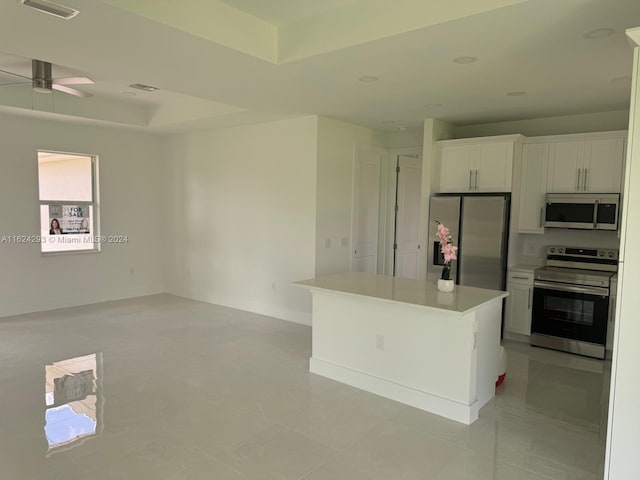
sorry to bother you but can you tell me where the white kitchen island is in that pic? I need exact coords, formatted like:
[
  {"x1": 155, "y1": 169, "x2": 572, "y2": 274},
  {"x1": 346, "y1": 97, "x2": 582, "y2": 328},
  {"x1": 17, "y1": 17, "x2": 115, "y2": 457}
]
[{"x1": 295, "y1": 272, "x2": 508, "y2": 425}]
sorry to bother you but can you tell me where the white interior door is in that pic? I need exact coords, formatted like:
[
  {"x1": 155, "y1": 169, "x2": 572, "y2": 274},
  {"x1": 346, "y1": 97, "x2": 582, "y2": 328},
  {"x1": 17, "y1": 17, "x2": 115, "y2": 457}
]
[
  {"x1": 394, "y1": 155, "x2": 422, "y2": 279},
  {"x1": 352, "y1": 148, "x2": 382, "y2": 273}
]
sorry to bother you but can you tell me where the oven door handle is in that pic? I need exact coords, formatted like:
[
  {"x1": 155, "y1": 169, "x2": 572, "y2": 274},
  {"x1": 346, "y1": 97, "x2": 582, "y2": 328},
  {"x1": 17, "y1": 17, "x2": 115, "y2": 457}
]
[{"x1": 534, "y1": 281, "x2": 609, "y2": 296}]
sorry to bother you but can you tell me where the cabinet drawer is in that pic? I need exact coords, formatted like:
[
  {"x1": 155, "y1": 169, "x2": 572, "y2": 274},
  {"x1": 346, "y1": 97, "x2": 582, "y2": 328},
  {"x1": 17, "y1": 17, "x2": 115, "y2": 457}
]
[{"x1": 508, "y1": 271, "x2": 534, "y2": 284}]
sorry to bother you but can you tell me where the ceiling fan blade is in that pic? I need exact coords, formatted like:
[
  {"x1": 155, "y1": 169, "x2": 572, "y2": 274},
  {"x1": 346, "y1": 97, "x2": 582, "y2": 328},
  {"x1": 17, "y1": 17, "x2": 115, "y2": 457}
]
[
  {"x1": 54, "y1": 76, "x2": 94, "y2": 86},
  {"x1": 0, "y1": 81, "x2": 31, "y2": 86},
  {"x1": 52, "y1": 84, "x2": 92, "y2": 98},
  {"x1": 0, "y1": 68, "x2": 31, "y2": 81}
]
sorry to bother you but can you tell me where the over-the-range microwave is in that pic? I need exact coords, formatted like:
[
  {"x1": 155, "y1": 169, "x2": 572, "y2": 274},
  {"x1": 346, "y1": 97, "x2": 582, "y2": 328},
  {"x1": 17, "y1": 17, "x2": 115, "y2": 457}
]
[{"x1": 544, "y1": 193, "x2": 620, "y2": 230}]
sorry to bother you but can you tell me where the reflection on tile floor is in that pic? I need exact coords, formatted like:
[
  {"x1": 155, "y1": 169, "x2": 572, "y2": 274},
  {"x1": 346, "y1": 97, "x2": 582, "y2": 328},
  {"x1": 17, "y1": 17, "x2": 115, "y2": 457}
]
[{"x1": 0, "y1": 295, "x2": 609, "y2": 479}]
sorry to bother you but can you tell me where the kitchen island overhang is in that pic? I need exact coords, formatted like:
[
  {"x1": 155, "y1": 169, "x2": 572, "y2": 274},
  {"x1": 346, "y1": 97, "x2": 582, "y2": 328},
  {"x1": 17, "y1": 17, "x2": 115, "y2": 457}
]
[{"x1": 295, "y1": 272, "x2": 508, "y2": 425}]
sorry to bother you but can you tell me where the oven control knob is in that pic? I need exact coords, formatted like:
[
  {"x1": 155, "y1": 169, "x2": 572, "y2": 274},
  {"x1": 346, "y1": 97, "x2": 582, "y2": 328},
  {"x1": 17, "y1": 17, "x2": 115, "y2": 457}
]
[
  {"x1": 598, "y1": 251, "x2": 605, "y2": 257},
  {"x1": 549, "y1": 247, "x2": 556, "y2": 254},
  {"x1": 558, "y1": 248, "x2": 565, "y2": 254},
  {"x1": 608, "y1": 251, "x2": 615, "y2": 258}
]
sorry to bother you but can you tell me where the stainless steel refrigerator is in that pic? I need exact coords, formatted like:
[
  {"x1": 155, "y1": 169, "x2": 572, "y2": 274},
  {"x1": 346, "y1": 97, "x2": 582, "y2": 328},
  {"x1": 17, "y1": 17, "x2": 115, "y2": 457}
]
[{"x1": 427, "y1": 194, "x2": 510, "y2": 291}]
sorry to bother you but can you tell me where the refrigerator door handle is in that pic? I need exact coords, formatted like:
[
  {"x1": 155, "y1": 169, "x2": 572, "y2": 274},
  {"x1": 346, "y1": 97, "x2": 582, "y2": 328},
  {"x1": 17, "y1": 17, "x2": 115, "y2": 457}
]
[
  {"x1": 468, "y1": 170, "x2": 473, "y2": 190},
  {"x1": 474, "y1": 170, "x2": 479, "y2": 190}
]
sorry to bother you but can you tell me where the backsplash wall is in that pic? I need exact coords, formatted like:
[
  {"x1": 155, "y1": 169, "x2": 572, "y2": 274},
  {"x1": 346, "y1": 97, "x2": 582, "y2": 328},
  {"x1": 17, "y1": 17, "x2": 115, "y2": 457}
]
[{"x1": 513, "y1": 229, "x2": 620, "y2": 266}]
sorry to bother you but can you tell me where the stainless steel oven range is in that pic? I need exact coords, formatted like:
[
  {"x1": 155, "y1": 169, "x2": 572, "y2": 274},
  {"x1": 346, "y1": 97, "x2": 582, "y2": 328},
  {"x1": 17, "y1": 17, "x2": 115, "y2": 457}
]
[{"x1": 531, "y1": 246, "x2": 618, "y2": 359}]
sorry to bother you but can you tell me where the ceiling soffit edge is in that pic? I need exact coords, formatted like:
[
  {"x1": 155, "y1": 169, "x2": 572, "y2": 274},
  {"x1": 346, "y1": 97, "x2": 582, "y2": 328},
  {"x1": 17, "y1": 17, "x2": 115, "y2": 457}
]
[
  {"x1": 627, "y1": 26, "x2": 640, "y2": 46},
  {"x1": 99, "y1": 0, "x2": 278, "y2": 62},
  {"x1": 276, "y1": 0, "x2": 528, "y2": 63},
  {"x1": 98, "y1": 0, "x2": 527, "y2": 64}
]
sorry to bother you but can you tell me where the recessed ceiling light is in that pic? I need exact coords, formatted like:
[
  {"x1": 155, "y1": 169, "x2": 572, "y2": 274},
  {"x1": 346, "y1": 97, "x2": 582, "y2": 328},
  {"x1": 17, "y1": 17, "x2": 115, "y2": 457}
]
[
  {"x1": 358, "y1": 76, "x2": 379, "y2": 83},
  {"x1": 21, "y1": 0, "x2": 79, "y2": 20},
  {"x1": 453, "y1": 57, "x2": 477, "y2": 64},
  {"x1": 583, "y1": 28, "x2": 615, "y2": 39},
  {"x1": 122, "y1": 92, "x2": 136, "y2": 96},
  {"x1": 611, "y1": 76, "x2": 632, "y2": 84},
  {"x1": 381, "y1": 120, "x2": 396, "y2": 124},
  {"x1": 506, "y1": 91, "x2": 527, "y2": 96},
  {"x1": 129, "y1": 83, "x2": 159, "y2": 92},
  {"x1": 398, "y1": 126, "x2": 408, "y2": 131},
  {"x1": 424, "y1": 103, "x2": 442, "y2": 108}
]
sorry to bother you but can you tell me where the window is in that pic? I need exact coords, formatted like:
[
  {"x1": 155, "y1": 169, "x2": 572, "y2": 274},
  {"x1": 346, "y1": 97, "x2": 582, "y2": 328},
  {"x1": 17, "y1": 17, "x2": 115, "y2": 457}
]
[{"x1": 38, "y1": 151, "x2": 99, "y2": 253}]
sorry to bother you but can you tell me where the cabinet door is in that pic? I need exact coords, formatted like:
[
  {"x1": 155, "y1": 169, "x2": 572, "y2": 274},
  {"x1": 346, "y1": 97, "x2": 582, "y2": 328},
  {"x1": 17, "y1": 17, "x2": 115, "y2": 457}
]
[
  {"x1": 518, "y1": 143, "x2": 549, "y2": 234},
  {"x1": 474, "y1": 142, "x2": 514, "y2": 192},
  {"x1": 440, "y1": 145, "x2": 474, "y2": 192},
  {"x1": 546, "y1": 141, "x2": 585, "y2": 192},
  {"x1": 505, "y1": 282, "x2": 533, "y2": 335},
  {"x1": 584, "y1": 138, "x2": 625, "y2": 193}
]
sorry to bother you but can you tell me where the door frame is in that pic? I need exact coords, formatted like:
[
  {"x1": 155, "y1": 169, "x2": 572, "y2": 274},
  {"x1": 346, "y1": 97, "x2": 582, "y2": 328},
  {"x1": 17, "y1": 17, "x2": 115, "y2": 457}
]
[
  {"x1": 386, "y1": 146, "x2": 423, "y2": 276},
  {"x1": 349, "y1": 144, "x2": 388, "y2": 273}
]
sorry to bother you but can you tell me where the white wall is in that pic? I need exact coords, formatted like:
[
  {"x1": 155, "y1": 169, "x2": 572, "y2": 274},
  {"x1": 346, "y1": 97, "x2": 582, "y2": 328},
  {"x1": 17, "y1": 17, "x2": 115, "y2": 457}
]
[
  {"x1": 0, "y1": 112, "x2": 165, "y2": 317},
  {"x1": 163, "y1": 116, "x2": 318, "y2": 325},
  {"x1": 454, "y1": 110, "x2": 629, "y2": 138},
  {"x1": 385, "y1": 130, "x2": 424, "y2": 149},
  {"x1": 315, "y1": 116, "x2": 386, "y2": 276}
]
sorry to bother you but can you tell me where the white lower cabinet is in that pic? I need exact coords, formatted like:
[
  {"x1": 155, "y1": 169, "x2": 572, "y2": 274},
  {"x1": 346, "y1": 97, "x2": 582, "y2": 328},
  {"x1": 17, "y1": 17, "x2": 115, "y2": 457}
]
[
  {"x1": 606, "y1": 275, "x2": 618, "y2": 356},
  {"x1": 505, "y1": 270, "x2": 534, "y2": 337}
]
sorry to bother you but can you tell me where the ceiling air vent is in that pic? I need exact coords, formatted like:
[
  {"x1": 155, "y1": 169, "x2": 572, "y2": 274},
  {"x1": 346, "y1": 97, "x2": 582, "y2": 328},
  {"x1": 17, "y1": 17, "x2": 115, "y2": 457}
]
[
  {"x1": 20, "y1": 0, "x2": 79, "y2": 20},
  {"x1": 129, "y1": 84, "x2": 160, "y2": 92}
]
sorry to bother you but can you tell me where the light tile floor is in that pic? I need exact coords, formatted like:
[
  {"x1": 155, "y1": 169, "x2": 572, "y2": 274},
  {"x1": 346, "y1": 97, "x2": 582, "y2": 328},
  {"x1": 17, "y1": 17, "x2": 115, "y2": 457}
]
[{"x1": 0, "y1": 295, "x2": 609, "y2": 479}]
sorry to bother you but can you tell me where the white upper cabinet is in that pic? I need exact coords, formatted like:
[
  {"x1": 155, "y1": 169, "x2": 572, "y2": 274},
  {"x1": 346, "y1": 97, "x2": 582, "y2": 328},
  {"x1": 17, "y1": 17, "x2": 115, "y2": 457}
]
[
  {"x1": 439, "y1": 136, "x2": 520, "y2": 193},
  {"x1": 546, "y1": 141, "x2": 584, "y2": 192},
  {"x1": 585, "y1": 138, "x2": 625, "y2": 193},
  {"x1": 546, "y1": 135, "x2": 625, "y2": 193},
  {"x1": 475, "y1": 142, "x2": 515, "y2": 192},
  {"x1": 518, "y1": 143, "x2": 549, "y2": 234},
  {"x1": 440, "y1": 145, "x2": 475, "y2": 192}
]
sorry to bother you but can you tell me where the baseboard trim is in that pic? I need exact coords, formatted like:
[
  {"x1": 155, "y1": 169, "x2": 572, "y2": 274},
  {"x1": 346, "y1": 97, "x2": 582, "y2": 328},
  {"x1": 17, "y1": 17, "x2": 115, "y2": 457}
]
[{"x1": 309, "y1": 357, "x2": 479, "y2": 425}]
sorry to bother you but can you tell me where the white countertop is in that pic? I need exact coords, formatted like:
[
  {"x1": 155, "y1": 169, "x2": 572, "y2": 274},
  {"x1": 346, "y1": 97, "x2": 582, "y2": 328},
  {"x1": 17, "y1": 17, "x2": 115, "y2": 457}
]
[{"x1": 295, "y1": 272, "x2": 508, "y2": 315}]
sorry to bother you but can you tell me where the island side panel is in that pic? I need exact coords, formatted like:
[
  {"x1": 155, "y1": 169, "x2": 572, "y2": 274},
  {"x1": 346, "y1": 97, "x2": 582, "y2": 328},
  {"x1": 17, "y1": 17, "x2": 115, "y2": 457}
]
[
  {"x1": 310, "y1": 291, "x2": 477, "y2": 407},
  {"x1": 473, "y1": 300, "x2": 502, "y2": 410}
]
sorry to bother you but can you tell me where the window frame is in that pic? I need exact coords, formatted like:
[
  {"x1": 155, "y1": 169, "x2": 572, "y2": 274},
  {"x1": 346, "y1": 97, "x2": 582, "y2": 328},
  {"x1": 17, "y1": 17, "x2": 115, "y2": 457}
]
[{"x1": 37, "y1": 150, "x2": 100, "y2": 255}]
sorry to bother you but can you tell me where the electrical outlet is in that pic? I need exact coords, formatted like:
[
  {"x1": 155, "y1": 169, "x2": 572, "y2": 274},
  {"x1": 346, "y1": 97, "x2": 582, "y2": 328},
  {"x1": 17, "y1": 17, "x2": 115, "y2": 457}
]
[
  {"x1": 341, "y1": 237, "x2": 349, "y2": 247},
  {"x1": 524, "y1": 242, "x2": 535, "y2": 256},
  {"x1": 271, "y1": 281, "x2": 277, "y2": 291},
  {"x1": 376, "y1": 334, "x2": 385, "y2": 351},
  {"x1": 324, "y1": 238, "x2": 331, "y2": 248}
]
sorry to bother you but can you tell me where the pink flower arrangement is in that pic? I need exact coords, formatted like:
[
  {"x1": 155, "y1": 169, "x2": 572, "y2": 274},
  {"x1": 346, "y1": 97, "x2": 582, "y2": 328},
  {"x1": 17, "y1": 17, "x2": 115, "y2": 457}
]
[{"x1": 436, "y1": 222, "x2": 458, "y2": 280}]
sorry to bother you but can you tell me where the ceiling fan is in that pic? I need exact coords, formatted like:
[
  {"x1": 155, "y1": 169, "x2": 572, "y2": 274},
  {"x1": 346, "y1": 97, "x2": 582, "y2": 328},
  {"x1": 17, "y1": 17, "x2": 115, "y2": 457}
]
[{"x1": 0, "y1": 59, "x2": 94, "y2": 97}]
